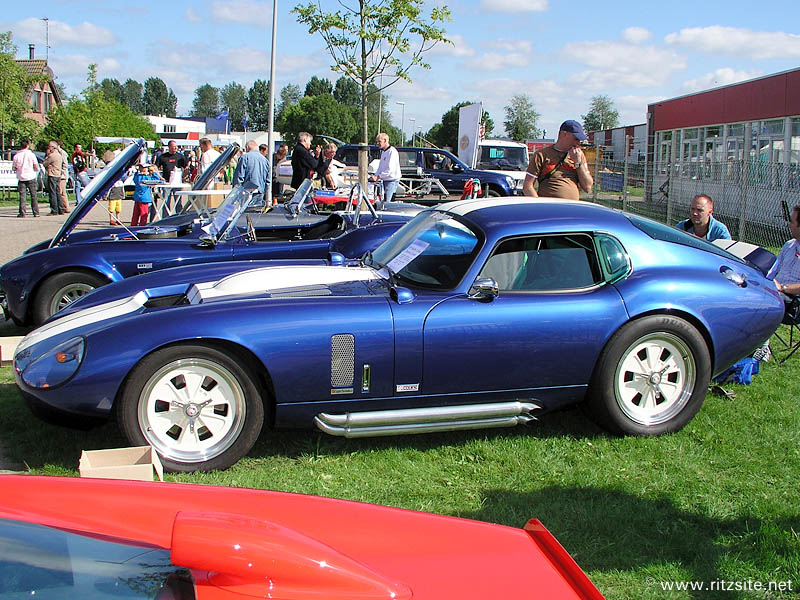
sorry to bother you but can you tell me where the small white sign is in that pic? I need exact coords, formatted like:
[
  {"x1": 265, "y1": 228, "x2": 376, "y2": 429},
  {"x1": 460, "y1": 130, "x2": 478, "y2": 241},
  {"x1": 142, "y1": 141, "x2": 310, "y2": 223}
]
[
  {"x1": 137, "y1": 263, "x2": 153, "y2": 270},
  {"x1": 0, "y1": 161, "x2": 18, "y2": 187},
  {"x1": 396, "y1": 383, "x2": 419, "y2": 393}
]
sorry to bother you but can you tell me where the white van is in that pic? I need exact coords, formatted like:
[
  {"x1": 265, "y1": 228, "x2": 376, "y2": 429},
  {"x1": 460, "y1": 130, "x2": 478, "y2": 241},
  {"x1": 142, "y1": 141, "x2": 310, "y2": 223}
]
[{"x1": 475, "y1": 139, "x2": 529, "y2": 190}]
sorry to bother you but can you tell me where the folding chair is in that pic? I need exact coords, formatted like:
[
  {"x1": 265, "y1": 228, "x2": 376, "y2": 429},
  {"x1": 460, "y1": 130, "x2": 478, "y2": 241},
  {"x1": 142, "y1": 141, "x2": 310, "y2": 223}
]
[{"x1": 773, "y1": 295, "x2": 800, "y2": 364}]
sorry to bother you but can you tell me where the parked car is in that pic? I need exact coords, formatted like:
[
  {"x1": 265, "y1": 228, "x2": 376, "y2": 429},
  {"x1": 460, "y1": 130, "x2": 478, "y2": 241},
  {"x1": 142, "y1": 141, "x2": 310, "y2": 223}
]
[
  {"x1": 334, "y1": 144, "x2": 523, "y2": 198},
  {"x1": 14, "y1": 197, "x2": 784, "y2": 472},
  {"x1": 0, "y1": 140, "x2": 417, "y2": 326},
  {"x1": 0, "y1": 475, "x2": 605, "y2": 599}
]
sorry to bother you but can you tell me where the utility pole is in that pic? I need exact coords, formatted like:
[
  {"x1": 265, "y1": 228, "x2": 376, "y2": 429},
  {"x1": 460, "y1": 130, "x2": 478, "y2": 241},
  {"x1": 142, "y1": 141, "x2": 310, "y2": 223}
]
[{"x1": 396, "y1": 101, "x2": 405, "y2": 146}]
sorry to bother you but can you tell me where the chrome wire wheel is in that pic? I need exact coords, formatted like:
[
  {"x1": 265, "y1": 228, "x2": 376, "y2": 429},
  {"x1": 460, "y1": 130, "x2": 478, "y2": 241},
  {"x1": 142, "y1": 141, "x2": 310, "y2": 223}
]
[
  {"x1": 613, "y1": 332, "x2": 696, "y2": 426},
  {"x1": 137, "y1": 357, "x2": 247, "y2": 464},
  {"x1": 48, "y1": 281, "x2": 96, "y2": 314}
]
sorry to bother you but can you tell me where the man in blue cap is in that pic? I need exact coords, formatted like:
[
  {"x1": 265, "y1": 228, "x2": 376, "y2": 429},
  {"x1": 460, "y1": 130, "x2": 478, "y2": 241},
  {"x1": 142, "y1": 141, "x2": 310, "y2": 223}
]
[{"x1": 523, "y1": 120, "x2": 594, "y2": 200}]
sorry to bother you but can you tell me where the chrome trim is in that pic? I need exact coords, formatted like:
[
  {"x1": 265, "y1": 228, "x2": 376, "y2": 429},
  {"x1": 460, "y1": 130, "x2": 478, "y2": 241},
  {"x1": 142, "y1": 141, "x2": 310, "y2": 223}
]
[
  {"x1": 314, "y1": 401, "x2": 539, "y2": 437},
  {"x1": 361, "y1": 364, "x2": 371, "y2": 393}
]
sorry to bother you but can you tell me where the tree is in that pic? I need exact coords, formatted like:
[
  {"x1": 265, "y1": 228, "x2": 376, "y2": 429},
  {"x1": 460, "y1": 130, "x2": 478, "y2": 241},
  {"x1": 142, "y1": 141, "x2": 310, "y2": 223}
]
[
  {"x1": 220, "y1": 82, "x2": 247, "y2": 131},
  {"x1": 333, "y1": 76, "x2": 360, "y2": 107},
  {"x1": 142, "y1": 77, "x2": 170, "y2": 116},
  {"x1": 43, "y1": 64, "x2": 158, "y2": 151},
  {"x1": 191, "y1": 83, "x2": 219, "y2": 118},
  {"x1": 304, "y1": 76, "x2": 332, "y2": 97},
  {"x1": 166, "y1": 89, "x2": 177, "y2": 118},
  {"x1": 100, "y1": 78, "x2": 123, "y2": 103},
  {"x1": 582, "y1": 94, "x2": 619, "y2": 132},
  {"x1": 503, "y1": 94, "x2": 540, "y2": 141},
  {"x1": 0, "y1": 31, "x2": 42, "y2": 152},
  {"x1": 121, "y1": 79, "x2": 143, "y2": 113},
  {"x1": 432, "y1": 101, "x2": 493, "y2": 150},
  {"x1": 280, "y1": 94, "x2": 359, "y2": 146},
  {"x1": 247, "y1": 79, "x2": 271, "y2": 131},
  {"x1": 275, "y1": 83, "x2": 301, "y2": 132},
  {"x1": 293, "y1": 0, "x2": 451, "y2": 185}
]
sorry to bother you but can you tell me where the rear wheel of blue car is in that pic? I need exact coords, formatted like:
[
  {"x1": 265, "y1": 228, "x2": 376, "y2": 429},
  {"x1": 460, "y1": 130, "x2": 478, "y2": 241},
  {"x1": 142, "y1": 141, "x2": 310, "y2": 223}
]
[
  {"x1": 33, "y1": 271, "x2": 107, "y2": 325},
  {"x1": 118, "y1": 344, "x2": 264, "y2": 472},
  {"x1": 587, "y1": 315, "x2": 710, "y2": 436}
]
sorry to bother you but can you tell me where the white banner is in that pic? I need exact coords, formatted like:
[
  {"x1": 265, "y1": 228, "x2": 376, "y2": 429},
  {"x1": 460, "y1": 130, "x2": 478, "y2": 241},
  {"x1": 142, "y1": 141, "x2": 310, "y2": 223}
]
[
  {"x1": 457, "y1": 103, "x2": 482, "y2": 168},
  {"x1": 0, "y1": 160, "x2": 18, "y2": 187}
]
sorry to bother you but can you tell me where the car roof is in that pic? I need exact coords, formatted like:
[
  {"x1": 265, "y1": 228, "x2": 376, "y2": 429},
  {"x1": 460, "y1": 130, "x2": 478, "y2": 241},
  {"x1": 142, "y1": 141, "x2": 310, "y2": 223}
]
[{"x1": 437, "y1": 197, "x2": 630, "y2": 234}]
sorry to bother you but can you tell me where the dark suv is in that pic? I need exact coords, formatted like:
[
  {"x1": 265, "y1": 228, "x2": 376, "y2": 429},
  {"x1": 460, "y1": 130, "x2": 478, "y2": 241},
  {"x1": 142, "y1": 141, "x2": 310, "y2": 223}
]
[{"x1": 334, "y1": 145, "x2": 522, "y2": 197}]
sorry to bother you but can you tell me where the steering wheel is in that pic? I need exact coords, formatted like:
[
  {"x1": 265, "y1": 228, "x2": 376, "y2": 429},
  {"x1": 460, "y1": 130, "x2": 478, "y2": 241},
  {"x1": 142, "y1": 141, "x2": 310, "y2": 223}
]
[
  {"x1": 298, "y1": 187, "x2": 319, "y2": 215},
  {"x1": 246, "y1": 215, "x2": 256, "y2": 242}
]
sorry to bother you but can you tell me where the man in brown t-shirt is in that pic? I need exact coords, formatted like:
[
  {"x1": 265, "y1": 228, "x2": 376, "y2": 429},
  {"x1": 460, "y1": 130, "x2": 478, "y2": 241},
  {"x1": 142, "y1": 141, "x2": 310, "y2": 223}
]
[{"x1": 523, "y1": 120, "x2": 594, "y2": 200}]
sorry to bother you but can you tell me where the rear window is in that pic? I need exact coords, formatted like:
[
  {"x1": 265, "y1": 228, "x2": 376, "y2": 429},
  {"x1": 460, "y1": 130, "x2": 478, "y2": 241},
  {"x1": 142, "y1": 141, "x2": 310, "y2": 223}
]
[
  {"x1": 0, "y1": 518, "x2": 194, "y2": 599},
  {"x1": 627, "y1": 214, "x2": 744, "y2": 263}
]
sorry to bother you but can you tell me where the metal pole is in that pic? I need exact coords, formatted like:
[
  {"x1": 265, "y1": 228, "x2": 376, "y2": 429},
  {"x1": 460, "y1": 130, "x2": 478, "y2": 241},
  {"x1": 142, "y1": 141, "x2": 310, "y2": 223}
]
[
  {"x1": 266, "y1": 0, "x2": 278, "y2": 205},
  {"x1": 396, "y1": 102, "x2": 405, "y2": 146},
  {"x1": 377, "y1": 75, "x2": 382, "y2": 134},
  {"x1": 622, "y1": 134, "x2": 630, "y2": 211},
  {"x1": 408, "y1": 117, "x2": 415, "y2": 146}
]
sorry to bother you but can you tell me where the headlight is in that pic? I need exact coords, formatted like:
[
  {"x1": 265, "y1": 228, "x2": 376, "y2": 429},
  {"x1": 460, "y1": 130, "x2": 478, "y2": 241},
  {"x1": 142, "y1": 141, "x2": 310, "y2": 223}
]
[{"x1": 16, "y1": 336, "x2": 86, "y2": 389}]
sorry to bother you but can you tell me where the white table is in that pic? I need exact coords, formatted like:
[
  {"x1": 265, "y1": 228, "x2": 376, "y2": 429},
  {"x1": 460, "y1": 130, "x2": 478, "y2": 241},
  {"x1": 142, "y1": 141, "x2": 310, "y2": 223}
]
[{"x1": 142, "y1": 181, "x2": 190, "y2": 219}]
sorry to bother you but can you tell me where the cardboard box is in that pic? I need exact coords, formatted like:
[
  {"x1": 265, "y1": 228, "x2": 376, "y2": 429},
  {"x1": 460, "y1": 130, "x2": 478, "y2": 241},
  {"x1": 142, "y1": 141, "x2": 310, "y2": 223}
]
[{"x1": 79, "y1": 446, "x2": 164, "y2": 481}]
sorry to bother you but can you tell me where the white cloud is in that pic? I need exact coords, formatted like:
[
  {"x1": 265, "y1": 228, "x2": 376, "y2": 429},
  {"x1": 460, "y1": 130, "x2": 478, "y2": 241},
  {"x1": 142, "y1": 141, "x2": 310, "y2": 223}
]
[
  {"x1": 480, "y1": 0, "x2": 547, "y2": 13},
  {"x1": 210, "y1": 0, "x2": 271, "y2": 26},
  {"x1": 428, "y1": 34, "x2": 475, "y2": 57},
  {"x1": 13, "y1": 17, "x2": 117, "y2": 47},
  {"x1": 665, "y1": 26, "x2": 800, "y2": 59},
  {"x1": 680, "y1": 67, "x2": 763, "y2": 93},
  {"x1": 49, "y1": 54, "x2": 121, "y2": 77},
  {"x1": 465, "y1": 52, "x2": 531, "y2": 71},
  {"x1": 622, "y1": 27, "x2": 651, "y2": 44},
  {"x1": 561, "y1": 41, "x2": 686, "y2": 88},
  {"x1": 220, "y1": 48, "x2": 270, "y2": 73},
  {"x1": 485, "y1": 38, "x2": 534, "y2": 54},
  {"x1": 185, "y1": 8, "x2": 202, "y2": 23}
]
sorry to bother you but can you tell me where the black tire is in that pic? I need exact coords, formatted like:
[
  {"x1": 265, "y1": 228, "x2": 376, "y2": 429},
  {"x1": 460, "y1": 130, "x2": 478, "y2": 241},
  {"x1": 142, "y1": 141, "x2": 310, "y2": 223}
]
[
  {"x1": 485, "y1": 187, "x2": 502, "y2": 197},
  {"x1": 33, "y1": 271, "x2": 108, "y2": 325},
  {"x1": 117, "y1": 344, "x2": 264, "y2": 472},
  {"x1": 585, "y1": 315, "x2": 710, "y2": 436}
]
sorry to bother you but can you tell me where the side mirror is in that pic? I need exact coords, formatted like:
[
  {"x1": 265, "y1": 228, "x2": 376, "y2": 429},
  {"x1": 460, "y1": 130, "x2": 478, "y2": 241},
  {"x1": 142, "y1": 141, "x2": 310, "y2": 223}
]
[
  {"x1": 469, "y1": 277, "x2": 498, "y2": 302},
  {"x1": 451, "y1": 163, "x2": 464, "y2": 173}
]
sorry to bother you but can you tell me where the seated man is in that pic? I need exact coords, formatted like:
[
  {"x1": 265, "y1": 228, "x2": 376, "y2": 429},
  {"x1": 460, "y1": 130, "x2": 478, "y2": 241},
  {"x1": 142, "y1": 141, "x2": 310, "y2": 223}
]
[
  {"x1": 676, "y1": 194, "x2": 731, "y2": 242},
  {"x1": 767, "y1": 204, "x2": 800, "y2": 296}
]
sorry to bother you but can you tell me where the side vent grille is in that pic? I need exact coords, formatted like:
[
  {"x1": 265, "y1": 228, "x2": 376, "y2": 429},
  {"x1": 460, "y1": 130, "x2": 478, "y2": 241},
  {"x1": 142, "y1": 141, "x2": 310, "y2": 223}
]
[{"x1": 331, "y1": 334, "x2": 355, "y2": 388}]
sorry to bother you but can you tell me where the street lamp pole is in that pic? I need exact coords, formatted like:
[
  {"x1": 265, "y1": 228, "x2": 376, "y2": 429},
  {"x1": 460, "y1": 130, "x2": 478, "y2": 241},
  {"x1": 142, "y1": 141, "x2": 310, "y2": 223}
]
[
  {"x1": 408, "y1": 117, "x2": 415, "y2": 146},
  {"x1": 396, "y1": 101, "x2": 405, "y2": 145}
]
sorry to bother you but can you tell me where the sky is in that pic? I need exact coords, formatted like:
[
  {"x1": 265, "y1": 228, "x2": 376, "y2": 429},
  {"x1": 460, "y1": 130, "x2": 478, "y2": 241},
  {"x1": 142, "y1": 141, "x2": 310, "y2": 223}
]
[{"x1": 3, "y1": 0, "x2": 800, "y2": 141}]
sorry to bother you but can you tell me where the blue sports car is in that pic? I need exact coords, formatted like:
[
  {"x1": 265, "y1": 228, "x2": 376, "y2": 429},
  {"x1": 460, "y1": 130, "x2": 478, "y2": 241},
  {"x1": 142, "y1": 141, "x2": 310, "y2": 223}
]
[
  {"x1": 0, "y1": 140, "x2": 416, "y2": 326},
  {"x1": 14, "y1": 198, "x2": 784, "y2": 472}
]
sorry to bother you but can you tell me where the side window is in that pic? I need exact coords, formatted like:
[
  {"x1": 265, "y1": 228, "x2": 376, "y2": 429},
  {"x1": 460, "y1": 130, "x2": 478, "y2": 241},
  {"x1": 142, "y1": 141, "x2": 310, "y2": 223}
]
[
  {"x1": 596, "y1": 234, "x2": 631, "y2": 282},
  {"x1": 479, "y1": 234, "x2": 602, "y2": 291},
  {"x1": 398, "y1": 151, "x2": 417, "y2": 167}
]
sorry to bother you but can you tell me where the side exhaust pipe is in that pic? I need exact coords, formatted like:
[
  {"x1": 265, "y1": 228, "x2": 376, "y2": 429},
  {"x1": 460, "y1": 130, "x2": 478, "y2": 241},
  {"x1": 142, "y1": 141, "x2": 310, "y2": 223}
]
[{"x1": 314, "y1": 401, "x2": 540, "y2": 438}]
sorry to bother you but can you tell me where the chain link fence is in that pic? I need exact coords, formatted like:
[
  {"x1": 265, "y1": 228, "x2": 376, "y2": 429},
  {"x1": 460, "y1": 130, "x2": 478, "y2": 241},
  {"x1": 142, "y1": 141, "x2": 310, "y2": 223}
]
[{"x1": 582, "y1": 145, "x2": 800, "y2": 251}]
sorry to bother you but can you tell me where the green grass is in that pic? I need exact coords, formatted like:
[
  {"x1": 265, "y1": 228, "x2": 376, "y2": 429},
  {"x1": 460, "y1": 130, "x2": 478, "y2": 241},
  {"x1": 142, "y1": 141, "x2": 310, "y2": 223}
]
[{"x1": 1, "y1": 328, "x2": 799, "y2": 599}]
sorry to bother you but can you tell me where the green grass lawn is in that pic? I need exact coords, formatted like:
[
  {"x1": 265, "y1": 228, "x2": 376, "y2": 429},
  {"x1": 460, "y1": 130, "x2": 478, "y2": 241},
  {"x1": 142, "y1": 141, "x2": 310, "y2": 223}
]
[{"x1": 1, "y1": 328, "x2": 799, "y2": 599}]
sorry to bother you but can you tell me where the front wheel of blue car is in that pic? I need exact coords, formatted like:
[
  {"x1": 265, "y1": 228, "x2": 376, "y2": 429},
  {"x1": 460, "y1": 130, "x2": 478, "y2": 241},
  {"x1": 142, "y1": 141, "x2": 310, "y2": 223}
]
[
  {"x1": 118, "y1": 344, "x2": 264, "y2": 472},
  {"x1": 586, "y1": 315, "x2": 711, "y2": 436}
]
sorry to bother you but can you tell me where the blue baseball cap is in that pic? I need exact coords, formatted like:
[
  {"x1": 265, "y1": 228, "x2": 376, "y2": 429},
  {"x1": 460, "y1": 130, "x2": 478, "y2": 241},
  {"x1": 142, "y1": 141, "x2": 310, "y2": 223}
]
[{"x1": 560, "y1": 120, "x2": 588, "y2": 141}]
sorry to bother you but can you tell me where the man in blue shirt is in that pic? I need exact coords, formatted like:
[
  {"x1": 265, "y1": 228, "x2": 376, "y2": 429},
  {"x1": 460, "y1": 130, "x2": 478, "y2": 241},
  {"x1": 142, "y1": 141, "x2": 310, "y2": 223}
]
[
  {"x1": 676, "y1": 194, "x2": 731, "y2": 242},
  {"x1": 233, "y1": 140, "x2": 270, "y2": 199}
]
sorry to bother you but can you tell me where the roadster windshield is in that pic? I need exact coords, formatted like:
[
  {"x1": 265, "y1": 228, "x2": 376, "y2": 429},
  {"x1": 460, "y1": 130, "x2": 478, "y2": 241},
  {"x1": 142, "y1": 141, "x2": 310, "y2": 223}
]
[
  {"x1": 369, "y1": 210, "x2": 481, "y2": 289},
  {"x1": 201, "y1": 184, "x2": 255, "y2": 240}
]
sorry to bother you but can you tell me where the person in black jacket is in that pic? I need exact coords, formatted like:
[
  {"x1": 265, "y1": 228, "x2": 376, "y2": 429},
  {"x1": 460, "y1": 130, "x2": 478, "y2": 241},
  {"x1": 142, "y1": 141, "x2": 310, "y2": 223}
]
[{"x1": 290, "y1": 132, "x2": 318, "y2": 190}]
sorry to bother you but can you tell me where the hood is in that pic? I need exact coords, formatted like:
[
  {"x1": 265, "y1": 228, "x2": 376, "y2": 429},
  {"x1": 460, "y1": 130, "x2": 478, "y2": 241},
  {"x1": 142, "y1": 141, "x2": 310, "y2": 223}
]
[
  {"x1": 18, "y1": 264, "x2": 385, "y2": 353},
  {"x1": 50, "y1": 140, "x2": 146, "y2": 247},
  {"x1": 186, "y1": 264, "x2": 382, "y2": 303}
]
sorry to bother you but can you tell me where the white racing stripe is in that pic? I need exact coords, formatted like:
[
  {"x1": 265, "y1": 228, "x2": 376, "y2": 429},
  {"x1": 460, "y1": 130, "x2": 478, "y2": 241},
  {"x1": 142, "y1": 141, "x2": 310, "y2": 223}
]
[
  {"x1": 17, "y1": 291, "x2": 150, "y2": 354},
  {"x1": 188, "y1": 264, "x2": 381, "y2": 303}
]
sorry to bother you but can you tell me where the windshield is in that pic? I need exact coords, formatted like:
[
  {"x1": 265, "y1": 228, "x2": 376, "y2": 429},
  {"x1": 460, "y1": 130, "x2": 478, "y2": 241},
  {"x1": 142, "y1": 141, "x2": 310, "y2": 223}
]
[
  {"x1": 201, "y1": 183, "x2": 256, "y2": 240},
  {"x1": 368, "y1": 210, "x2": 481, "y2": 289},
  {"x1": 476, "y1": 146, "x2": 529, "y2": 171},
  {"x1": 0, "y1": 518, "x2": 193, "y2": 599}
]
